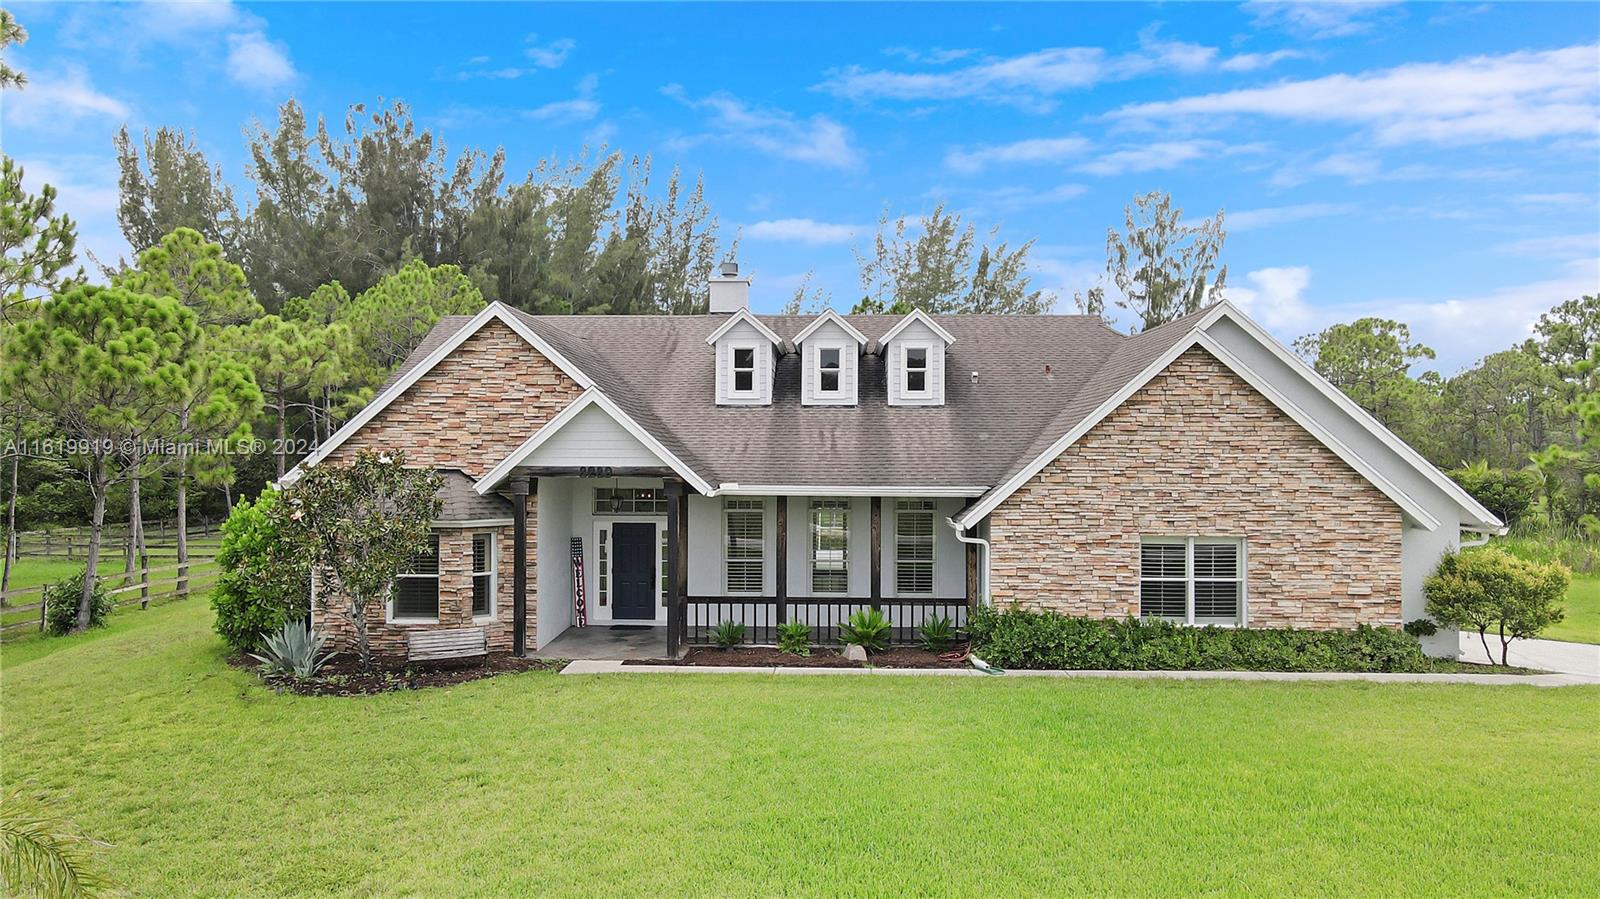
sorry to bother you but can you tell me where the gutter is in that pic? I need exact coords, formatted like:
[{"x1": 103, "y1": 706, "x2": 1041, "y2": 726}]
[{"x1": 947, "y1": 517, "x2": 989, "y2": 605}]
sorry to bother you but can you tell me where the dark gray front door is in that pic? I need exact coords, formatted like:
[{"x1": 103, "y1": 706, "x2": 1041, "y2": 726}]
[{"x1": 611, "y1": 523, "x2": 656, "y2": 620}]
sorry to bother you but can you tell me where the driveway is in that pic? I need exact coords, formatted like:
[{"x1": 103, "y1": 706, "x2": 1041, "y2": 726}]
[{"x1": 1458, "y1": 632, "x2": 1600, "y2": 676}]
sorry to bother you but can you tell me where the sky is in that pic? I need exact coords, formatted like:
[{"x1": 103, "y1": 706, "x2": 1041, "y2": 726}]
[{"x1": 2, "y1": 0, "x2": 1597, "y2": 373}]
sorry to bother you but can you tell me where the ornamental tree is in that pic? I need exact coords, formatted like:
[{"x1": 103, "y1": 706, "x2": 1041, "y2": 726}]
[
  {"x1": 1425, "y1": 548, "x2": 1569, "y2": 666},
  {"x1": 274, "y1": 451, "x2": 441, "y2": 670}
]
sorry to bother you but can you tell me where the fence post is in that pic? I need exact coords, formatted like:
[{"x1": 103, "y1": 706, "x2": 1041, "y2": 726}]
[{"x1": 38, "y1": 585, "x2": 46, "y2": 632}]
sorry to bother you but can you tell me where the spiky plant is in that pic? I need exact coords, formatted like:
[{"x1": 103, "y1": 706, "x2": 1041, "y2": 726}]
[
  {"x1": 710, "y1": 620, "x2": 745, "y2": 649},
  {"x1": 251, "y1": 619, "x2": 336, "y2": 678},
  {"x1": 776, "y1": 620, "x2": 811, "y2": 656},
  {"x1": 838, "y1": 608, "x2": 891, "y2": 652},
  {"x1": 0, "y1": 787, "x2": 113, "y2": 899}
]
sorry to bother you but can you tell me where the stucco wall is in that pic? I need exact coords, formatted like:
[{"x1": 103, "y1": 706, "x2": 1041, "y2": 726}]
[{"x1": 987, "y1": 347, "x2": 1404, "y2": 629}]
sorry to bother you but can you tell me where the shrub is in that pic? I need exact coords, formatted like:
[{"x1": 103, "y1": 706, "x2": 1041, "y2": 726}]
[
  {"x1": 776, "y1": 620, "x2": 811, "y2": 656},
  {"x1": 966, "y1": 606, "x2": 1432, "y2": 673},
  {"x1": 1426, "y1": 548, "x2": 1568, "y2": 666},
  {"x1": 211, "y1": 488, "x2": 311, "y2": 654},
  {"x1": 251, "y1": 619, "x2": 336, "y2": 679},
  {"x1": 1403, "y1": 618, "x2": 1439, "y2": 638},
  {"x1": 710, "y1": 620, "x2": 745, "y2": 648},
  {"x1": 838, "y1": 608, "x2": 891, "y2": 652},
  {"x1": 42, "y1": 569, "x2": 114, "y2": 636},
  {"x1": 1449, "y1": 462, "x2": 1541, "y2": 528},
  {"x1": 918, "y1": 615, "x2": 955, "y2": 652}
]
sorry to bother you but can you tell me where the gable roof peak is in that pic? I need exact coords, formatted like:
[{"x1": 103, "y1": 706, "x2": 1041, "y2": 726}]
[
  {"x1": 879, "y1": 308, "x2": 956, "y2": 346},
  {"x1": 704, "y1": 306, "x2": 782, "y2": 346},
  {"x1": 791, "y1": 308, "x2": 868, "y2": 346}
]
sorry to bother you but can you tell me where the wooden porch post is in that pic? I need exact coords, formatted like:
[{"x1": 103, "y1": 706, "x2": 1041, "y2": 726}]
[
  {"x1": 966, "y1": 538, "x2": 979, "y2": 607},
  {"x1": 665, "y1": 480, "x2": 685, "y2": 658},
  {"x1": 870, "y1": 496, "x2": 882, "y2": 611},
  {"x1": 509, "y1": 475, "x2": 530, "y2": 656},
  {"x1": 775, "y1": 495, "x2": 788, "y2": 624}
]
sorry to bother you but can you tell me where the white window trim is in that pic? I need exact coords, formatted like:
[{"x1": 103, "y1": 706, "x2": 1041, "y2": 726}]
[
  {"x1": 471, "y1": 533, "x2": 497, "y2": 622},
  {"x1": 810, "y1": 498, "x2": 851, "y2": 597},
  {"x1": 388, "y1": 534, "x2": 441, "y2": 624},
  {"x1": 728, "y1": 341, "x2": 761, "y2": 397},
  {"x1": 812, "y1": 340, "x2": 847, "y2": 398},
  {"x1": 723, "y1": 498, "x2": 766, "y2": 596},
  {"x1": 900, "y1": 341, "x2": 934, "y2": 399},
  {"x1": 893, "y1": 500, "x2": 936, "y2": 597},
  {"x1": 1139, "y1": 536, "x2": 1247, "y2": 627}
]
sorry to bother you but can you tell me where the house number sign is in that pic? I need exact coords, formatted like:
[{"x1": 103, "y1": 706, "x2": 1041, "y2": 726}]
[{"x1": 578, "y1": 466, "x2": 615, "y2": 478}]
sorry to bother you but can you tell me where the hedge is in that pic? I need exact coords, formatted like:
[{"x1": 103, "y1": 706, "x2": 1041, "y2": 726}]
[{"x1": 967, "y1": 607, "x2": 1431, "y2": 672}]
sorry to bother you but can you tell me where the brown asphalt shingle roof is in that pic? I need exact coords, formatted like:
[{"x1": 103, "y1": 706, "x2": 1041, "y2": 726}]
[{"x1": 385, "y1": 307, "x2": 1214, "y2": 491}]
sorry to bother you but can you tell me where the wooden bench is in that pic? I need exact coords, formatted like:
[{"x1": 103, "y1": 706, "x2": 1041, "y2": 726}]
[{"x1": 407, "y1": 627, "x2": 488, "y2": 663}]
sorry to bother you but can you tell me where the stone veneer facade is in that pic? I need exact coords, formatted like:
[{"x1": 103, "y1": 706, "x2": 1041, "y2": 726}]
[
  {"x1": 312, "y1": 319, "x2": 580, "y2": 655},
  {"x1": 987, "y1": 347, "x2": 1403, "y2": 629}
]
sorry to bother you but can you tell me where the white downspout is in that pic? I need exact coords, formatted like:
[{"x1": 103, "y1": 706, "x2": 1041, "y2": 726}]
[{"x1": 947, "y1": 517, "x2": 989, "y2": 605}]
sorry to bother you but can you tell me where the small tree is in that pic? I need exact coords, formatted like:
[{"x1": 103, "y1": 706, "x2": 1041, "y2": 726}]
[
  {"x1": 1425, "y1": 549, "x2": 1569, "y2": 666},
  {"x1": 274, "y1": 451, "x2": 441, "y2": 670},
  {"x1": 211, "y1": 488, "x2": 309, "y2": 653},
  {"x1": 1448, "y1": 461, "x2": 1540, "y2": 528}
]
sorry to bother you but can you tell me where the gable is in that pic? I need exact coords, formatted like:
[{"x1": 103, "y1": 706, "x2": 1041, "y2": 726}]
[
  {"x1": 317, "y1": 320, "x2": 585, "y2": 478},
  {"x1": 519, "y1": 402, "x2": 667, "y2": 468}
]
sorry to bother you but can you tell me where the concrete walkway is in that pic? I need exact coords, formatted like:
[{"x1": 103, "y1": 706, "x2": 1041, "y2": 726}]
[
  {"x1": 529, "y1": 625, "x2": 668, "y2": 661},
  {"x1": 1456, "y1": 632, "x2": 1600, "y2": 676},
  {"x1": 561, "y1": 659, "x2": 1600, "y2": 686}
]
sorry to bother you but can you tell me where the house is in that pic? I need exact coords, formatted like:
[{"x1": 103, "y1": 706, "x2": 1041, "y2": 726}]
[{"x1": 282, "y1": 262, "x2": 1503, "y2": 660}]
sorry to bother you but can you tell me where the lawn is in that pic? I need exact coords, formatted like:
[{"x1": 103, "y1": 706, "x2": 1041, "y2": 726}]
[
  {"x1": 1545, "y1": 573, "x2": 1600, "y2": 645},
  {"x1": 3, "y1": 601, "x2": 1598, "y2": 897}
]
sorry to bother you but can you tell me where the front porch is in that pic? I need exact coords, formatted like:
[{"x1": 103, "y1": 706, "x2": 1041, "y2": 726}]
[{"x1": 530, "y1": 624, "x2": 669, "y2": 660}]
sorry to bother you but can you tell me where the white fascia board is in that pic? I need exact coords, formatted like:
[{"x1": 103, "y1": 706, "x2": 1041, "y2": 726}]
[
  {"x1": 953, "y1": 325, "x2": 1440, "y2": 531},
  {"x1": 705, "y1": 308, "x2": 782, "y2": 346},
  {"x1": 878, "y1": 308, "x2": 956, "y2": 346},
  {"x1": 473, "y1": 389, "x2": 714, "y2": 497},
  {"x1": 433, "y1": 518, "x2": 515, "y2": 529},
  {"x1": 277, "y1": 302, "x2": 592, "y2": 487},
  {"x1": 712, "y1": 484, "x2": 988, "y2": 498},
  {"x1": 1208, "y1": 301, "x2": 1503, "y2": 530},
  {"x1": 792, "y1": 309, "x2": 868, "y2": 346}
]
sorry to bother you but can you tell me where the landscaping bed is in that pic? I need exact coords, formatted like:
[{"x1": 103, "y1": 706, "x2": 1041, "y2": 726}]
[
  {"x1": 632, "y1": 645, "x2": 970, "y2": 668},
  {"x1": 234, "y1": 651, "x2": 560, "y2": 695}
]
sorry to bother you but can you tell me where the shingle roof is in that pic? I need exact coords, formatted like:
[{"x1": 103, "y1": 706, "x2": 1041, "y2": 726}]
[
  {"x1": 385, "y1": 308, "x2": 1212, "y2": 491},
  {"x1": 436, "y1": 469, "x2": 515, "y2": 522}
]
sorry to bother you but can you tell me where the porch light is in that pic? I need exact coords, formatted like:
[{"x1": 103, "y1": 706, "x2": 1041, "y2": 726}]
[{"x1": 610, "y1": 479, "x2": 624, "y2": 513}]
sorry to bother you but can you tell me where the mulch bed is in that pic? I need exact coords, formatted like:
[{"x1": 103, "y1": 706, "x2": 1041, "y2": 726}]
[
  {"x1": 231, "y1": 652, "x2": 561, "y2": 696},
  {"x1": 629, "y1": 645, "x2": 971, "y2": 669}
]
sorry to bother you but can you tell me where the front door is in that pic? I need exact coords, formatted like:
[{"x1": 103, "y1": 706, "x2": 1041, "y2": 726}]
[{"x1": 611, "y1": 522, "x2": 656, "y2": 620}]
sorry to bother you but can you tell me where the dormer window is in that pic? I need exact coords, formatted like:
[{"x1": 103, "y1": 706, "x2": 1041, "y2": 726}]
[
  {"x1": 903, "y1": 346, "x2": 929, "y2": 396},
  {"x1": 817, "y1": 346, "x2": 842, "y2": 395},
  {"x1": 732, "y1": 346, "x2": 757, "y2": 395}
]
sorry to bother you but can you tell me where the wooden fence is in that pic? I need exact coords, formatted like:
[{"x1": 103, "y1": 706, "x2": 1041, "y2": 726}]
[
  {"x1": 0, "y1": 557, "x2": 221, "y2": 638},
  {"x1": 5, "y1": 519, "x2": 221, "y2": 561}
]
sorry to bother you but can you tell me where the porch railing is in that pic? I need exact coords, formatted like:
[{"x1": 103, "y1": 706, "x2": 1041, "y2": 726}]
[{"x1": 685, "y1": 596, "x2": 969, "y2": 646}]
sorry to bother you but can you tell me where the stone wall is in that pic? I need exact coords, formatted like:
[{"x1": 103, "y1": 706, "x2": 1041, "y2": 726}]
[{"x1": 988, "y1": 347, "x2": 1403, "y2": 629}]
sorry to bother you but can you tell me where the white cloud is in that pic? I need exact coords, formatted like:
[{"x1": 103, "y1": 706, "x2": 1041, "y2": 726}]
[
  {"x1": 818, "y1": 33, "x2": 1300, "y2": 110},
  {"x1": 525, "y1": 35, "x2": 576, "y2": 69},
  {"x1": 745, "y1": 218, "x2": 863, "y2": 245},
  {"x1": 526, "y1": 75, "x2": 600, "y2": 124},
  {"x1": 663, "y1": 86, "x2": 862, "y2": 170},
  {"x1": 1494, "y1": 233, "x2": 1600, "y2": 260},
  {"x1": 1228, "y1": 202, "x2": 1355, "y2": 232},
  {"x1": 1218, "y1": 49, "x2": 1307, "y2": 72},
  {"x1": 1227, "y1": 266, "x2": 1317, "y2": 333},
  {"x1": 943, "y1": 136, "x2": 1090, "y2": 173},
  {"x1": 226, "y1": 32, "x2": 297, "y2": 90},
  {"x1": 1, "y1": 66, "x2": 130, "y2": 129},
  {"x1": 1110, "y1": 45, "x2": 1600, "y2": 145},
  {"x1": 11, "y1": 154, "x2": 129, "y2": 271},
  {"x1": 1075, "y1": 140, "x2": 1227, "y2": 176},
  {"x1": 882, "y1": 46, "x2": 979, "y2": 64},
  {"x1": 1244, "y1": 1, "x2": 1403, "y2": 40},
  {"x1": 1513, "y1": 192, "x2": 1592, "y2": 207}
]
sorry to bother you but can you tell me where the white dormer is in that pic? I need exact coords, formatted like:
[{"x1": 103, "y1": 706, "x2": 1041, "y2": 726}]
[
  {"x1": 793, "y1": 310, "x2": 868, "y2": 406},
  {"x1": 881, "y1": 309, "x2": 955, "y2": 406},
  {"x1": 706, "y1": 308, "x2": 781, "y2": 406}
]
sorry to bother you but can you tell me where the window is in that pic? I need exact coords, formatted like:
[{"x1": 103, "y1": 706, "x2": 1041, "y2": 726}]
[
  {"x1": 725, "y1": 499, "x2": 764, "y2": 594},
  {"x1": 904, "y1": 346, "x2": 929, "y2": 394},
  {"x1": 1140, "y1": 538, "x2": 1244, "y2": 625},
  {"x1": 817, "y1": 346, "x2": 842, "y2": 394},
  {"x1": 810, "y1": 499, "x2": 850, "y2": 594},
  {"x1": 895, "y1": 500, "x2": 936, "y2": 595},
  {"x1": 392, "y1": 534, "x2": 440, "y2": 620},
  {"x1": 597, "y1": 529, "x2": 609, "y2": 607},
  {"x1": 593, "y1": 487, "x2": 668, "y2": 515},
  {"x1": 471, "y1": 534, "x2": 495, "y2": 618},
  {"x1": 732, "y1": 346, "x2": 756, "y2": 394}
]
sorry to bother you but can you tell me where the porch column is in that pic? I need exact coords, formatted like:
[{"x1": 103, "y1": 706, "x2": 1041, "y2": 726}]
[
  {"x1": 870, "y1": 496, "x2": 882, "y2": 610},
  {"x1": 510, "y1": 474, "x2": 531, "y2": 656},
  {"x1": 775, "y1": 495, "x2": 788, "y2": 624},
  {"x1": 665, "y1": 480, "x2": 685, "y2": 658}
]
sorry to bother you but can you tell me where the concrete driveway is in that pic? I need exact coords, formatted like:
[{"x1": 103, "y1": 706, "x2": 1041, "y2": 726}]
[{"x1": 1458, "y1": 632, "x2": 1600, "y2": 676}]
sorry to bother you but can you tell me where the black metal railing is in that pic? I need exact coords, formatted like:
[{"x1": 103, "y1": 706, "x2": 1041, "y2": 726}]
[{"x1": 685, "y1": 596, "x2": 969, "y2": 647}]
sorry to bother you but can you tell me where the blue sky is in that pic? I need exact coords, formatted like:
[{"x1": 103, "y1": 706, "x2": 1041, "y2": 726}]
[{"x1": 4, "y1": 1, "x2": 1597, "y2": 372}]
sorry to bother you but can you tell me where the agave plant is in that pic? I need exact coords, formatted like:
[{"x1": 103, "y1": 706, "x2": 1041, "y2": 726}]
[
  {"x1": 710, "y1": 619, "x2": 746, "y2": 648},
  {"x1": 252, "y1": 619, "x2": 336, "y2": 679},
  {"x1": 839, "y1": 608, "x2": 892, "y2": 652},
  {"x1": 0, "y1": 787, "x2": 113, "y2": 899}
]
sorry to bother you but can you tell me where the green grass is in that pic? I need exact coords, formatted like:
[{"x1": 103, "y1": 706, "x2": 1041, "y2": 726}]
[
  {"x1": 1544, "y1": 574, "x2": 1600, "y2": 645},
  {"x1": 3, "y1": 601, "x2": 1598, "y2": 897}
]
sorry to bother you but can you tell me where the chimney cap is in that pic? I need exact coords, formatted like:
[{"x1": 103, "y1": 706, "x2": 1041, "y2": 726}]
[{"x1": 718, "y1": 260, "x2": 740, "y2": 277}]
